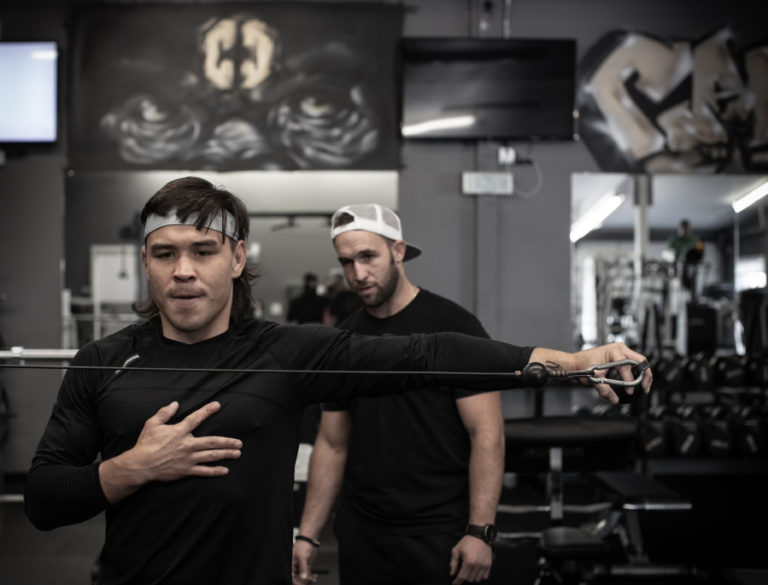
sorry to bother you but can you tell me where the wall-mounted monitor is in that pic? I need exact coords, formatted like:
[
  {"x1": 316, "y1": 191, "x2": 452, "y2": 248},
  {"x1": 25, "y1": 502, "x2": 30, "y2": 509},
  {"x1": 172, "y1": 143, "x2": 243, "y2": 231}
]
[
  {"x1": 0, "y1": 41, "x2": 58, "y2": 144},
  {"x1": 401, "y1": 37, "x2": 576, "y2": 141}
]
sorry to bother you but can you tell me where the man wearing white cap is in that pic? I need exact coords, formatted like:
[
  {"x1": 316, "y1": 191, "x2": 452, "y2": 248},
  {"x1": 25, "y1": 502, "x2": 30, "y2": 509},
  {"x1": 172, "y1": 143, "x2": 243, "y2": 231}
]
[{"x1": 293, "y1": 204, "x2": 504, "y2": 584}]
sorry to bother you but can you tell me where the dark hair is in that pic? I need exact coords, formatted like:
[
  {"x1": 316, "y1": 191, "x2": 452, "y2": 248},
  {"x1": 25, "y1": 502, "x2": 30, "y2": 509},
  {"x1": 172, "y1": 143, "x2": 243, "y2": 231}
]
[
  {"x1": 332, "y1": 212, "x2": 395, "y2": 249},
  {"x1": 332, "y1": 211, "x2": 356, "y2": 230},
  {"x1": 134, "y1": 176, "x2": 258, "y2": 322}
]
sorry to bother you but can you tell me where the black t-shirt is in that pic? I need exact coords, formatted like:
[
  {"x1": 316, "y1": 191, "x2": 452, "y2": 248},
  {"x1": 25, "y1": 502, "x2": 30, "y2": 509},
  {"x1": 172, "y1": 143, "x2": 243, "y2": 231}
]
[
  {"x1": 326, "y1": 289, "x2": 513, "y2": 534},
  {"x1": 25, "y1": 317, "x2": 531, "y2": 584}
]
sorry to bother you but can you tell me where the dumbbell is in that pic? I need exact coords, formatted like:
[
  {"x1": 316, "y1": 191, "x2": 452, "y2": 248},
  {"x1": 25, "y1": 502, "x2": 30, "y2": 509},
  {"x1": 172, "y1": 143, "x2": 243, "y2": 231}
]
[
  {"x1": 592, "y1": 402, "x2": 629, "y2": 418},
  {"x1": 640, "y1": 405, "x2": 668, "y2": 456},
  {"x1": 715, "y1": 355, "x2": 747, "y2": 387},
  {"x1": 656, "y1": 355, "x2": 685, "y2": 388},
  {"x1": 745, "y1": 354, "x2": 768, "y2": 387},
  {"x1": 697, "y1": 404, "x2": 733, "y2": 457},
  {"x1": 665, "y1": 404, "x2": 703, "y2": 457},
  {"x1": 685, "y1": 352, "x2": 716, "y2": 389},
  {"x1": 728, "y1": 404, "x2": 765, "y2": 457},
  {"x1": 593, "y1": 399, "x2": 664, "y2": 455}
]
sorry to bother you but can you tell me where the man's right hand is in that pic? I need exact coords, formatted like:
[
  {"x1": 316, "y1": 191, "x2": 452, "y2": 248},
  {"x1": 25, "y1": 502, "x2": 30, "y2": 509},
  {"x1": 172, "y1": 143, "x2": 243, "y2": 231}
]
[
  {"x1": 99, "y1": 400, "x2": 242, "y2": 503},
  {"x1": 292, "y1": 540, "x2": 318, "y2": 585}
]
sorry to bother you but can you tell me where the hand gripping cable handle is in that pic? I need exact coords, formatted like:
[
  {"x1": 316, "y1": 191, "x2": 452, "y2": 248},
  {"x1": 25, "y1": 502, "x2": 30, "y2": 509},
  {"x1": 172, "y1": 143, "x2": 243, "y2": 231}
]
[{"x1": 520, "y1": 359, "x2": 651, "y2": 388}]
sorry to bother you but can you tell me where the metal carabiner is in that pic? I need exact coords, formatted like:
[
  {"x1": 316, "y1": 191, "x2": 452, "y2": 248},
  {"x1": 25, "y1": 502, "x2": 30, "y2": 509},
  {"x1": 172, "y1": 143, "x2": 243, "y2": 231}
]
[{"x1": 583, "y1": 359, "x2": 650, "y2": 387}]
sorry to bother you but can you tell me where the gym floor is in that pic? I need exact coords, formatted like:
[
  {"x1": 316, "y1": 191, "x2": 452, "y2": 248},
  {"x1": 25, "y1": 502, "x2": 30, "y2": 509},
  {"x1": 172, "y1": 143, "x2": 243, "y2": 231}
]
[
  {"x1": 0, "y1": 472, "x2": 761, "y2": 585},
  {"x1": 1, "y1": 501, "x2": 104, "y2": 585},
  {"x1": 0, "y1": 499, "x2": 539, "y2": 585}
]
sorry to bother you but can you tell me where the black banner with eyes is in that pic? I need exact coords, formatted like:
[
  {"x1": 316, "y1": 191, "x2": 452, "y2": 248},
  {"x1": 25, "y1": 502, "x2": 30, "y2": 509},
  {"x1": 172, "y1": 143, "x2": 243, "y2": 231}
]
[{"x1": 69, "y1": 3, "x2": 402, "y2": 171}]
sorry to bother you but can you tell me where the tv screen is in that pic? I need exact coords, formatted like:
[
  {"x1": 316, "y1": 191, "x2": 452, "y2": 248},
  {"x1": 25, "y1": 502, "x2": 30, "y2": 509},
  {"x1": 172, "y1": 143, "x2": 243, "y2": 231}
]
[
  {"x1": 401, "y1": 38, "x2": 576, "y2": 141},
  {"x1": 0, "y1": 41, "x2": 58, "y2": 143}
]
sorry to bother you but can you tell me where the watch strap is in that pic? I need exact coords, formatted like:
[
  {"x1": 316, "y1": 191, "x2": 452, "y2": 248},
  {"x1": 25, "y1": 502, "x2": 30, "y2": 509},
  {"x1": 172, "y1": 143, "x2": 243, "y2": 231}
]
[
  {"x1": 295, "y1": 534, "x2": 320, "y2": 548},
  {"x1": 465, "y1": 523, "x2": 497, "y2": 545}
]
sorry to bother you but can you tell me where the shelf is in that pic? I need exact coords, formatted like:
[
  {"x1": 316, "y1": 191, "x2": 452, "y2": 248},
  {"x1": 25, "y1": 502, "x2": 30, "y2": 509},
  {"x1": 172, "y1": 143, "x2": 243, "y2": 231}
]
[{"x1": 646, "y1": 457, "x2": 768, "y2": 475}]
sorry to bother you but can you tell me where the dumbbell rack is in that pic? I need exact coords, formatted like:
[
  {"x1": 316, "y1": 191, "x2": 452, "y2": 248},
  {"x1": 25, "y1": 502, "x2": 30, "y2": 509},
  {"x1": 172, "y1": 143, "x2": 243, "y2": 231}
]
[
  {"x1": 627, "y1": 351, "x2": 768, "y2": 578},
  {"x1": 642, "y1": 351, "x2": 768, "y2": 470}
]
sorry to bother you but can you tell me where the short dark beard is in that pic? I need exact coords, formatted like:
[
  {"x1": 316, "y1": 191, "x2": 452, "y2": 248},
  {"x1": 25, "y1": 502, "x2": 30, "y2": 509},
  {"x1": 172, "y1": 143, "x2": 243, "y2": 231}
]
[{"x1": 363, "y1": 253, "x2": 399, "y2": 308}]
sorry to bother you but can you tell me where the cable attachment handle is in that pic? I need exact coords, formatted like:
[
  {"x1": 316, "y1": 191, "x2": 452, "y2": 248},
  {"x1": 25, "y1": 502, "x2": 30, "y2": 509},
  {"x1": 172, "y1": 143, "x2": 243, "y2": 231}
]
[
  {"x1": 521, "y1": 359, "x2": 650, "y2": 388},
  {"x1": 581, "y1": 359, "x2": 650, "y2": 387}
]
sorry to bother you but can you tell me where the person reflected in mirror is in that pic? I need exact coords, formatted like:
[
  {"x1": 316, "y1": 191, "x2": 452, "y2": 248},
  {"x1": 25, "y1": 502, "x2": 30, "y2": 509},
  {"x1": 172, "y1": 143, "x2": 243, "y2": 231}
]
[
  {"x1": 287, "y1": 272, "x2": 327, "y2": 324},
  {"x1": 666, "y1": 219, "x2": 704, "y2": 290}
]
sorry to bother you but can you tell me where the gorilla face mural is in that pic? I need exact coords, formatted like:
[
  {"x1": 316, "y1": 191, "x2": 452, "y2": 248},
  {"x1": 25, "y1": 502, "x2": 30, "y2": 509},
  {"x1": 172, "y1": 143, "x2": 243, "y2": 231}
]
[{"x1": 70, "y1": 4, "x2": 401, "y2": 171}]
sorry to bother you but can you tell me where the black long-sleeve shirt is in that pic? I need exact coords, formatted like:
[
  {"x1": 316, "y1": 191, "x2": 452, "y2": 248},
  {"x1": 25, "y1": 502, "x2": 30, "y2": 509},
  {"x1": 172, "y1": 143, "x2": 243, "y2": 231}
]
[{"x1": 25, "y1": 317, "x2": 532, "y2": 585}]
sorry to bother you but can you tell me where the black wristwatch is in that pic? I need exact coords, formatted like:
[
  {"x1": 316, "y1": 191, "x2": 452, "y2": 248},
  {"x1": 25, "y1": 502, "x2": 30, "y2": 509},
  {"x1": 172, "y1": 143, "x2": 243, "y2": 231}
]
[{"x1": 465, "y1": 523, "x2": 497, "y2": 546}]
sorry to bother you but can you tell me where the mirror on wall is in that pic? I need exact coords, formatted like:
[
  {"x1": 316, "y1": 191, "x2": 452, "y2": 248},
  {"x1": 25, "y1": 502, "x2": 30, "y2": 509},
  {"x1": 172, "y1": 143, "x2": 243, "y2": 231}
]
[
  {"x1": 248, "y1": 215, "x2": 343, "y2": 323},
  {"x1": 571, "y1": 173, "x2": 768, "y2": 356},
  {"x1": 65, "y1": 170, "x2": 397, "y2": 346}
]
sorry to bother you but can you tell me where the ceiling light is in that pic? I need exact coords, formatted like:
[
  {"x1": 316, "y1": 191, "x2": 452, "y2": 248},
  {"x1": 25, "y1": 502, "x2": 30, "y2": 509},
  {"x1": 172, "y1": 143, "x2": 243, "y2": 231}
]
[
  {"x1": 402, "y1": 115, "x2": 475, "y2": 137},
  {"x1": 732, "y1": 180, "x2": 768, "y2": 214},
  {"x1": 570, "y1": 193, "x2": 625, "y2": 243}
]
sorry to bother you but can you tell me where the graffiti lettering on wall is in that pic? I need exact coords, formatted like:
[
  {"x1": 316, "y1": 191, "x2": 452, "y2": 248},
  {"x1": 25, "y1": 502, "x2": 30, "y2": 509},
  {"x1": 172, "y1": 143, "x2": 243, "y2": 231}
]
[
  {"x1": 70, "y1": 4, "x2": 402, "y2": 171},
  {"x1": 578, "y1": 29, "x2": 768, "y2": 173}
]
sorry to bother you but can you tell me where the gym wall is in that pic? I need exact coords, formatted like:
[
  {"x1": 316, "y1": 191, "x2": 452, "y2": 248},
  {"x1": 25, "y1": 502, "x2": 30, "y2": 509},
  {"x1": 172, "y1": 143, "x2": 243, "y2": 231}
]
[{"x1": 0, "y1": 0, "x2": 764, "y2": 474}]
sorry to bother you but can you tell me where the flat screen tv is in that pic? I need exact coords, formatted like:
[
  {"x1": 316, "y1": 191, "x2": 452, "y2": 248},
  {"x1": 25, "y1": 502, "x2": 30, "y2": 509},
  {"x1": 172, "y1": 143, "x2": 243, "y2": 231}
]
[
  {"x1": 401, "y1": 38, "x2": 576, "y2": 141},
  {"x1": 0, "y1": 41, "x2": 58, "y2": 144}
]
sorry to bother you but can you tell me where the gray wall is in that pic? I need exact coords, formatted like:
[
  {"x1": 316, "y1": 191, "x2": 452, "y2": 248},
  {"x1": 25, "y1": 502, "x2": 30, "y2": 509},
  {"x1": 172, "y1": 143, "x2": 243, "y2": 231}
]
[
  {"x1": 1, "y1": 0, "x2": 764, "y2": 471},
  {"x1": 0, "y1": 157, "x2": 66, "y2": 473}
]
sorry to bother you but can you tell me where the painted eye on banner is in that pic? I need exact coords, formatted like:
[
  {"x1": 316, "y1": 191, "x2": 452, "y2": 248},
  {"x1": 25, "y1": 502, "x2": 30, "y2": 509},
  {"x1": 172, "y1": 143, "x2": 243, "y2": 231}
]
[
  {"x1": 268, "y1": 81, "x2": 379, "y2": 168},
  {"x1": 101, "y1": 94, "x2": 202, "y2": 165}
]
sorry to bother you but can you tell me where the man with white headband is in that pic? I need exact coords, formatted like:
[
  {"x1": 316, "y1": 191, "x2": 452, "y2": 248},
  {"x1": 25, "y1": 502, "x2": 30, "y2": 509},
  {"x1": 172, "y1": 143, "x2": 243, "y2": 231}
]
[{"x1": 25, "y1": 176, "x2": 652, "y2": 585}]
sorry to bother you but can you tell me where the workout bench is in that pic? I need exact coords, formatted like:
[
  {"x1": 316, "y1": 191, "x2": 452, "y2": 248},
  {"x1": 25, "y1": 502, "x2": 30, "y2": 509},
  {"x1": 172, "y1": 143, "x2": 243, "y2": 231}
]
[{"x1": 498, "y1": 415, "x2": 693, "y2": 584}]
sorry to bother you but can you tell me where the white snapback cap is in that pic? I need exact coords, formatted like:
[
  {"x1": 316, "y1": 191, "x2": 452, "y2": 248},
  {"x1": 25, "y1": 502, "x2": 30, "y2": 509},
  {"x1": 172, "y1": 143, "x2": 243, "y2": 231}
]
[{"x1": 330, "y1": 203, "x2": 422, "y2": 261}]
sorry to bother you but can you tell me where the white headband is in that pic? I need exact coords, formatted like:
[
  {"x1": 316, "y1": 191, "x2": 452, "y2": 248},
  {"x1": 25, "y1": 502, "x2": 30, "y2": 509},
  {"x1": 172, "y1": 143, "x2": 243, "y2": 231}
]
[{"x1": 143, "y1": 209, "x2": 238, "y2": 241}]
